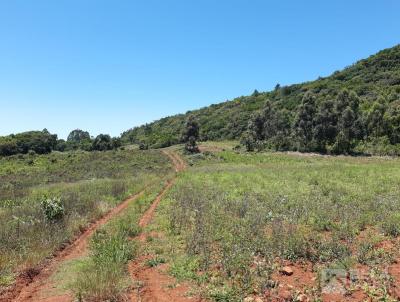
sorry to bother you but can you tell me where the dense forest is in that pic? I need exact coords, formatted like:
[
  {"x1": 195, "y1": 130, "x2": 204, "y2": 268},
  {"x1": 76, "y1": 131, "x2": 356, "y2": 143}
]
[{"x1": 121, "y1": 44, "x2": 400, "y2": 155}]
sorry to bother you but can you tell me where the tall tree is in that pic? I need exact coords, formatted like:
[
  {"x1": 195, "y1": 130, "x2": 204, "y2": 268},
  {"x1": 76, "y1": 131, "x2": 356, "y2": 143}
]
[
  {"x1": 333, "y1": 90, "x2": 363, "y2": 153},
  {"x1": 334, "y1": 107, "x2": 356, "y2": 154},
  {"x1": 384, "y1": 100, "x2": 400, "y2": 144},
  {"x1": 182, "y1": 116, "x2": 200, "y2": 153},
  {"x1": 367, "y1": 98, "x2": 387, "y2": 139},
  {"x1": 67, "y1": 129, "x2": 91, "y2": 143},
  {"x1": 92, "y1": 134, "x2": 113, "y2": 151},
  {"x1": 242, "y1": 100, "x2": 291, "y2": 151},
  {"x1": 293, "y1": 92, "x2": 317, "y2": 151},
  {"x1": 313, "y1": 100, "x2": 337, "y2": 152}
]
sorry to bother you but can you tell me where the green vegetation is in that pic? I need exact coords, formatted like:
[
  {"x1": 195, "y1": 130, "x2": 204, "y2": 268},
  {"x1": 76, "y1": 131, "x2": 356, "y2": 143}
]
[
  {"x1": 182, "y1": 116, "x2": 200, "y2": 153},
  {"x1": 70, "y1": 187, "x2": 165, "y2": 301},
  {"x1": 3, "y1": 46, "x2": 400, "y2": 156},
  {"x1": 242, "y1": 88, "x2": 400, "y2": 154},
  {"x1": 0, "y1": 129, "x2": 57, "y2": 156},
  {"x1": 2, "y1": 43, "x2": 400, "y2": 301},
  {"x1": 146, "y1": 256, "x2": 166, "y2": 267},
  {"x1": 0, "y1": 149, "x2": 171, "y2": 287},
  {"x1": 0, "y1": 129, "x2": 122, "y2": 156},
  {"x1": 122, "y1": 44, "x2": 400, "y2": 155},
  {"x1": 147, "y1": 148, "x2": 400, "y2": 300},
  {"x1": 91, "y1": 134, "x2": 122, "y2": 152},
  {"x1": 59, "y1": 129, "x2": 93, "y2": 151}
]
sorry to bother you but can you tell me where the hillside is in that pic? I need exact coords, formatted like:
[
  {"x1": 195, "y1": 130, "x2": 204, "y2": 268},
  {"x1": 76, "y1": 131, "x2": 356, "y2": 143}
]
[{"x1": 121, "y1": 44, "x2": 400, "y2": 151}]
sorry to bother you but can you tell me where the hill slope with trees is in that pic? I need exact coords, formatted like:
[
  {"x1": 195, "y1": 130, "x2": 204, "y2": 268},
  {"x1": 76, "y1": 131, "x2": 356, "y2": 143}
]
[{"x1": 121, "y1": 44, "x2": 400, "y2": 154}]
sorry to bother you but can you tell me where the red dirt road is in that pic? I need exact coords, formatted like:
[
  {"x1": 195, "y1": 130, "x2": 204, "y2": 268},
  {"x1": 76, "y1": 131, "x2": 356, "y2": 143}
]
[{"x1": 128, "y1": 150, "x2": 202, "y2": 302}]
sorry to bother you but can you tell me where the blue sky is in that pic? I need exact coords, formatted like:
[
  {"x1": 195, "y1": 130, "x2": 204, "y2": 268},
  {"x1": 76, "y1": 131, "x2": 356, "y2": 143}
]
[{"x1": 0, "y1": 0, "x2": 399, "y2": 139}]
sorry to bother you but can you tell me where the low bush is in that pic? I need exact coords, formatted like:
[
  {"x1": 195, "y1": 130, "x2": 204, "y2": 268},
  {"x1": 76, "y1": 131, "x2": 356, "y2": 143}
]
[{"x1": 40, "y1": 197, "x2": 64, "y2": 222}]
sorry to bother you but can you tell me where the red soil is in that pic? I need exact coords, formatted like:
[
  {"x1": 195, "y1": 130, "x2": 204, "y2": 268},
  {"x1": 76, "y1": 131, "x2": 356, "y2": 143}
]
[
  {"x1": 128, "y1": 150, "x2": 203, "y2": 302},
  {"x1": 129, "y1": 256, "x2": 202, "y2": 302}
]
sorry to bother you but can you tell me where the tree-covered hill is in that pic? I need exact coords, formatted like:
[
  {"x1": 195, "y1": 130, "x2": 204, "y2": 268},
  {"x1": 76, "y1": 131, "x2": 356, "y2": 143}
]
[{"x1": 121, "y1": 44, "x2": 400, "y2": 154}]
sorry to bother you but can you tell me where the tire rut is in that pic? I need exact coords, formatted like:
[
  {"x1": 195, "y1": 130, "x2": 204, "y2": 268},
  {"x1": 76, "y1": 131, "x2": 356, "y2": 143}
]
[{"x1": 128, "y1": 150, "x2": 202, "y2": 302}]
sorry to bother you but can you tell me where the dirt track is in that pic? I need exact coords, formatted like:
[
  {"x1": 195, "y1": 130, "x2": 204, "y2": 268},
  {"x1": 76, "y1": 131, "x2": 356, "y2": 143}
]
[
  {"x1": 128, "y1": 150, "x2": 203, "y2": 302},
  {"x1": 1, "y1": 149, "x2": 186, "y2": 302}
]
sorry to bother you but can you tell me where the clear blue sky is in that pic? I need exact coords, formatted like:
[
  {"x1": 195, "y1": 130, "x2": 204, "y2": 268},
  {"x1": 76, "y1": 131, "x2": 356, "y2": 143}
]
[{"x1": 0, "y1": 0, "x2": 399, "y2": 139}]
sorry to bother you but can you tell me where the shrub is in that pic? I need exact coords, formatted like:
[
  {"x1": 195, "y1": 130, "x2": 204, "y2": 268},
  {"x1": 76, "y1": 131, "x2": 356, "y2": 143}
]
[
  {"x1": 40, "y1": 197, "x2": 64, "y2": 222},
  {"x1": 139, "y1": 142, "x2": 148, "y2": 150}
]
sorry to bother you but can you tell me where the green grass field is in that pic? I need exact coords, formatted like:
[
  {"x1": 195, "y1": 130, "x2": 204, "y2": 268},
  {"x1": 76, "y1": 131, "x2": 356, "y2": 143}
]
[
  {"x1": 0, "y1": 149, "x2": 172, "y2": 287},
  {"x1": 2, "y1": 144, "x2": 400, "y2": 301},
  {"x1": 146, "y1": 147, "x2": 400, "y2": 301}
]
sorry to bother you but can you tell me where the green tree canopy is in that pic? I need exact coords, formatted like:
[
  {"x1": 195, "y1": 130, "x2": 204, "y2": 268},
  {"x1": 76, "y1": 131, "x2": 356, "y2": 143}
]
[{"x1": 67, "y1": 129, "x2": 91, "y2": 143}]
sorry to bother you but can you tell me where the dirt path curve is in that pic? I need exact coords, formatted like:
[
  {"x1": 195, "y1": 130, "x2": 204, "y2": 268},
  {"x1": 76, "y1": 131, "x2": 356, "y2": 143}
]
[
  {"x1": 129, "y1": 150, "x2": 203, "y2": 302},
  {"x1": 1, "y1": 149, "x2": 184, "y2": 302}
]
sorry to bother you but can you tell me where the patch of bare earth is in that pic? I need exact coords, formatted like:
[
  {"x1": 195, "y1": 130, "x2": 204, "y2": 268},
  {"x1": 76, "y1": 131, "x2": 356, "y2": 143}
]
[{"x1": 129, "y1": 257, "x2": 202, "y2": 302}]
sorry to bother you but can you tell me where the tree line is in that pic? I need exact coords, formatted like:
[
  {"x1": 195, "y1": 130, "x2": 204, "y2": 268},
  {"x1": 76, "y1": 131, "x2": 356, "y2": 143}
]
[
  {"x1": 0, "y1": 129, "x2": 121, "y2": 157},
  {"x1": 242, "y1": 89, "x2": 400, "y2": 154}
]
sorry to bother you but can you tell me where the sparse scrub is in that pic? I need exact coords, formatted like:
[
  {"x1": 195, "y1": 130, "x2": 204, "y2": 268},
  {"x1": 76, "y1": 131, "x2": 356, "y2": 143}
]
[
  {"x1": 0, "y1": 149, "x2": 171, "y2": 287},
  {"x1": 149, "y1": 149, "x2": 400, "y2": 300}
]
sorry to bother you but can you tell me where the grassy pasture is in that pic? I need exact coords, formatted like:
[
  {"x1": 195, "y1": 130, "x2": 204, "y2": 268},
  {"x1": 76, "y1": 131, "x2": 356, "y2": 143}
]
[
  {"x1": 149, "y1": 148, "x2": 400, "y2": 301},
  {"x1": 0, "y1": 149, "x2": 171, "y2": 287}
]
